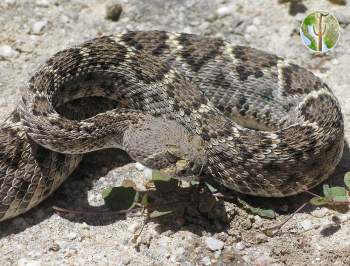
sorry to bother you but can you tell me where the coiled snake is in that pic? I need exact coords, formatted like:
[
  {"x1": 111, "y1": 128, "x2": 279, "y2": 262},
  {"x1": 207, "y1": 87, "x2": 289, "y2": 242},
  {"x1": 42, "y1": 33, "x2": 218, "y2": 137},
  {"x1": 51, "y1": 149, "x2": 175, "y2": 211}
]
[{"x1": 0, "y1": 31, "x2": 344, "y2": 221}]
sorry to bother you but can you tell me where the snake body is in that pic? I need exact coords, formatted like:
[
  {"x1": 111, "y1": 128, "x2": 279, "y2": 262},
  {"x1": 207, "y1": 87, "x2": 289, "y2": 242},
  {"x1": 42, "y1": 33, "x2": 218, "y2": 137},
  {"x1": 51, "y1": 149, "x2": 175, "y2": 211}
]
[{"x1": 0, "y1": 31, "x2": 344, "y2": 221}]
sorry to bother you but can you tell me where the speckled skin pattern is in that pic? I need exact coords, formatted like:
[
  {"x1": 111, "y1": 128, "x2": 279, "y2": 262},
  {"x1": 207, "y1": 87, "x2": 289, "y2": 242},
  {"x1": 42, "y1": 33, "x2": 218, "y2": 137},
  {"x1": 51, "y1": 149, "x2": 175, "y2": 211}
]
[{"x1": 0, "y1": 31, "x2": 344, "y2": 221}]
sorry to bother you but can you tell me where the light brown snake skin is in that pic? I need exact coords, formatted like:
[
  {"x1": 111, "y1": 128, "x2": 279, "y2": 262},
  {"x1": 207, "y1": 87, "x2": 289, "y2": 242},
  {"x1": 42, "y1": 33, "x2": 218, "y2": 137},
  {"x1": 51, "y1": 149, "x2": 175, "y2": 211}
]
[{"x1": 0, "y1": 31, "x2": 344, "y2": 221}]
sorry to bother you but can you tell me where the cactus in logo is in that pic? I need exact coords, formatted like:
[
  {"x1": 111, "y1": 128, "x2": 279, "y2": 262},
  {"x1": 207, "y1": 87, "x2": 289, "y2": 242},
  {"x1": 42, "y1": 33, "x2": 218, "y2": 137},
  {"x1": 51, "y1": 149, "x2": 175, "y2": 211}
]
[{"x1": 312, "y1": 12, "x2": 329, "y2": 52}]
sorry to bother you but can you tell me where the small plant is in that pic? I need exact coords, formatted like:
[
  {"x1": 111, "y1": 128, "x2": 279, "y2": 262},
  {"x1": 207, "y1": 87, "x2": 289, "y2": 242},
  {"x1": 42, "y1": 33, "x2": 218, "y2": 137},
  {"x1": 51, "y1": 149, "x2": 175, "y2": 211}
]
[{"x1": 309, "y1": 172, "x2": 350, "y2": 207}]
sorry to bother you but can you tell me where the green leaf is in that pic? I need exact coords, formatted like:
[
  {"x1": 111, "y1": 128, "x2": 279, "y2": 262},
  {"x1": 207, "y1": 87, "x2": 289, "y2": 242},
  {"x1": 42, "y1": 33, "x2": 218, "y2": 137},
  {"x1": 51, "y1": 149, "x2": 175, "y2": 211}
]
[
  {"x1": 310, "y1": 197, "x2": 330, "y2": 206},
  {"x1": 152, "y1": 170, "x2": 172, "y2": 182},
  {"x1": 329, "y1": 186, "x2": 348, "y2": 203},
  {"x1": 149, "y1": 210, "x2": 173, "y2": 218},
  {"x1": 102, "y1": 186, "x2": 139, "y2": 211},
  {"x1": 204, "y1": 182, "x2": 218, "y2": 193},
  {"x1": 323, "y1": 185, "x2": 348, "y2": 203},
  {"x1": 344, "y1": 172, "x2": 350, "y2": 190},
  {"x1": 238, "y1": 198, "x2": 276, "y2": 219},
  {"x1": 190, "y1": 180, "x2": 200, "y2": 186}
]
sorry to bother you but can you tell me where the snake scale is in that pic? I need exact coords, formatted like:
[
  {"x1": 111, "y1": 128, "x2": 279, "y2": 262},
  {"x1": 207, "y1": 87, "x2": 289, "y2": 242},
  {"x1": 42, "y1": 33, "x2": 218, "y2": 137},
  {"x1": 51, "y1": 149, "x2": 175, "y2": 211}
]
[{"x1": 0, "y1": 31, "x2": 344, "y2": 221}]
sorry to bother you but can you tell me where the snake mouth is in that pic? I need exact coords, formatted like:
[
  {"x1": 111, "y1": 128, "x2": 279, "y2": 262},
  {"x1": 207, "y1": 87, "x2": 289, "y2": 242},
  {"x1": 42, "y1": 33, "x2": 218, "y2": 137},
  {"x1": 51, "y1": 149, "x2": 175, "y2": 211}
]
[{"x1": 152, "y1": 157, "x2": 204, "y2": 181}]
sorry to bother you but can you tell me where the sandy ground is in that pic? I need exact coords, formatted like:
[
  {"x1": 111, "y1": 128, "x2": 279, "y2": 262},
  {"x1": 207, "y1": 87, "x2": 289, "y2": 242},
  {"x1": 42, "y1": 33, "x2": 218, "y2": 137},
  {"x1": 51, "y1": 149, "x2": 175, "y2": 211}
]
[{"x1": 0, "y1": 0, "x2": 350, "y2": 265}]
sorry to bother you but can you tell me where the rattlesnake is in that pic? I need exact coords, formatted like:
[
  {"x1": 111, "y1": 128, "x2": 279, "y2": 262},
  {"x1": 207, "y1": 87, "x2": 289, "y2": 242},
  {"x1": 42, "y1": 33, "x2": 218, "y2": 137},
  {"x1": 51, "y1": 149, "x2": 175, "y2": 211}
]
[{"x1": 0, "y1": 31, "x2": 344, "y2": 222}]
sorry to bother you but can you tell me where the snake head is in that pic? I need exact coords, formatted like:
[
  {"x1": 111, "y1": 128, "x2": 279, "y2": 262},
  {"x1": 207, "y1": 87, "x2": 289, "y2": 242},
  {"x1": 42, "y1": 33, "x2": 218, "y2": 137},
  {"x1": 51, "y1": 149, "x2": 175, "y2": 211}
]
[{"x1": 123, "y1": 117, "x2": 207, "y2": 180}]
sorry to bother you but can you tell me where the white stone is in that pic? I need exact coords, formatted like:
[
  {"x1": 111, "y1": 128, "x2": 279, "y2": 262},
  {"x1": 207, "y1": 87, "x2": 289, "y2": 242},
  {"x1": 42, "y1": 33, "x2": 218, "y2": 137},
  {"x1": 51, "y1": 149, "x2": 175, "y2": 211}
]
[
  {"x1": 332, "y1": 59, "x2": 339, "y2": 65},
  {"x1": 31, "y1": 20, "x2": 47, "y2": 35},
  {"x1": 254, "y1": 255, "x2": 273, "y2": 266},
  {"x1": 127, "y1": 222, "x2": 140, "y2": 234},
  {"x1": 300, "y1": 219, "x2": 313, "y2": 231},
  {"x1": 143, "y1": 167, "x2": 153, "y2": 179},
  {"x1": 201, "y1": 256, "x2": 211, "y2": 266},
  {"x1": 235, "y1": 241, "x2": 246, "y2": 251},
  {"x1": 135, "y1": 162, "x2": 146, "y2": 171},
  {"x1": 0, "y1": 45, "x2": 18, "y2": 59},
  {"x1": 205, "y1": 237, "x2": 224, "y2": 251},
  {"x1": 253, "y1": 17, "x2": 261, "y2": 25},
  {"x1": 80, "y1": 222, "x2": 90, "y2": 229},
  {"x1": 294, "y1": 13, "x2": 305, "y2": 22},
  {"x1": 18, "y1": 258, "x2": 41, "y2": 266},
  {"x1": 60, "y1": 15, "x2": 70, "y2": 24},
  {"x1": 242, "y1": 255, "x2": 251, "y2": 264},
  {"x1": 246, "y1": 25, "x2": 257, "y2": 34},
  {"x1": 310, "y1": 207, "x2": 331, "y2": 217},
  {"x1": 36, "y1": 0, "x2": 50, "y2": 7},
  {"x1": 66, "y1": 232, "x2": 77, "y2": 240},
  {"x1": 217, "y1": 5, "x2": 232, "y2": 18}
]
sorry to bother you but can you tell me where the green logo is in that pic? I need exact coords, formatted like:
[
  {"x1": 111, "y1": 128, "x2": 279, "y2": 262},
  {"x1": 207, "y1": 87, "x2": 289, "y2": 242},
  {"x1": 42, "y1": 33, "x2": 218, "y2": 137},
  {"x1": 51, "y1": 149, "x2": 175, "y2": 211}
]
[{"x1": 300, "y1": 11, "x2": 340, "y2": 53}]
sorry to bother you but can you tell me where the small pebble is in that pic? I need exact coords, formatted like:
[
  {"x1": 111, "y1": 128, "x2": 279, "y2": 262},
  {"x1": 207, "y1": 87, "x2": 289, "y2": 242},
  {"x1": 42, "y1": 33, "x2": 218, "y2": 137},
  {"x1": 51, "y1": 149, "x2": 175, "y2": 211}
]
[
  {"x1": 36, "y1": 0, "x2": 50, "y2": 7},
  {"x1": 242, "y1": 255, "x2": 251, "y2": 264},
  {"x1": 105, "y1": 3, "x2": 123, "y2": 22},
  {"x1": 80, "y1": 222, "x2": 90, "y2": 230},
  {"x1": 246, "y1": 25, "x2": 257, "y2": 34},
  {"x1": 311, "y1": 207, "x2": 331, "y2": 217},
  {"x1": 214, "y1": 250, "x2": 222, "y2": 258},
  {"x1": 331, "y1": 59, "x2": 339, "y2": 65},
  {"x1": 205, "y1": 237, "x2": 224, "y2": 251},
  {"x1": 31, "y1": 20, "x2": 48, "y2": 35},
  {"x1": 121, "y1": 256, "x2": 131, "y2": 265},
  {"x1": 66, "y1": 232, "x2": 77, "y2": 240},
  {"x1": 300, "y1": 219, "x2": 313, "y2": 231},
  {"x1": 255, "y1": 233, "x2": 268, "y2": 244},
  {"x1": 294, "y1": 13, "x2": 305, "y2": 22},
  {"x1": 253, "y1": 215, "x2": 263, "y2": 228},
  {"x1": 143, "y1": 167, "x2": 153, "y2": 179},
  {"x1": 48, "y1": 242, "x2": 60, "y2": 252},
  {"x1": 28, "y1": 250, "x2": 42, "y2": 258},
  {"x1": 135, "y1": 162, "x2": 146, "y2": 171},
  {"x1": 216, "y1": 5, "x2": 232, "y2": 18},
  {"x1": 235, "y1": 241, "x2": 246, "y2": 251},
  {"x1": 59, "y1": 15, "x2": 70, "y2": 24},
  {"x1": 201, "y1": 256, "x2": 211, "y2": 266},
  {"x1": 18, "y1": 258, "x2": 41, "y2": 266},
  {"x1": 0, "y1": 45, "x2": 18, "y2": 59},
  {"x1": 254, "y1": 255, "x2": 272, "y2": 266},
  {"x1": 127, "y1": 222, "x2": 140, "y2": 234}
]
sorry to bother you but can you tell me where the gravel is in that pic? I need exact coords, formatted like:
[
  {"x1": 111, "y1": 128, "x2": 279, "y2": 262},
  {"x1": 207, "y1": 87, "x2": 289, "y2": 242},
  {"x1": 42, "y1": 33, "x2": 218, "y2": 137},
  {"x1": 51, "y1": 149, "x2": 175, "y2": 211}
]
[{"x1": 0, "y1": 0, "x2": 350, "y2": 265}]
